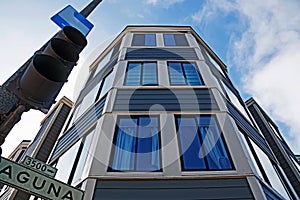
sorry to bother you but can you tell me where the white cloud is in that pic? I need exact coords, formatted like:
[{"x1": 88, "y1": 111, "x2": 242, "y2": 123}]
[
  {"x1": 193, "y1": 0, "x2": 300, "y2": 153},
  {"x1": 145, "y1": 0, "x2": 185, "y2": 8}
]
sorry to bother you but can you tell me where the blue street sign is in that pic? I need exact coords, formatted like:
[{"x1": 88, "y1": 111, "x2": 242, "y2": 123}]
[{"x1": 51, "y1": 5, "x2": 94, "y2": 36}]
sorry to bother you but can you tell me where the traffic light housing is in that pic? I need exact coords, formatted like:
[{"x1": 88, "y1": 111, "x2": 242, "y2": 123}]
[{"x1": 7, "y1": 26, "x2": 87, "y2": 112}]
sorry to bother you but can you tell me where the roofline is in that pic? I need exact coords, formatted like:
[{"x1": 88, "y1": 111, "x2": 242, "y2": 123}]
[
  {"x1": 40, "y1": 96, "x2": 73, "y2": 125},
  {"x1": 88, "y1": 25, "x2": 228, "y2": 73}
]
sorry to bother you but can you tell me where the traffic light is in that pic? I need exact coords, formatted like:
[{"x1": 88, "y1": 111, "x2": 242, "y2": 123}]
[{"x1": 7, "y1": 26, "x2": 87, "y2": 112}]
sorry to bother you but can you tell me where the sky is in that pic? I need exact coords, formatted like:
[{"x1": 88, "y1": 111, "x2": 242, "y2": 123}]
[{"x1": 0, "y1": 0, "x2": 300, "y2": 156}]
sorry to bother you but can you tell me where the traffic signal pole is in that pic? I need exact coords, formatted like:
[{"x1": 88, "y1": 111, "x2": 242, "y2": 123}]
[
  {"x1": 80, "y1": 0, "x2": 103, "y2": 17},
  {"x1": 0, "y1": 0, "x2": 103, "y2": 153}
]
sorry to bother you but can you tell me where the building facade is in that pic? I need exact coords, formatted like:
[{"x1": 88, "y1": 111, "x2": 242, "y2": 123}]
[
  {"x1": 6, "y1": 26, "x2": 300, "y2": 199},
  {"x1": 0, "y1": 140, "x2": 30, "y2": 198}
]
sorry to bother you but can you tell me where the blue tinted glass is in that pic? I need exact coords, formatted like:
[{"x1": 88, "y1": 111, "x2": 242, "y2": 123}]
[
  {"x1": 136, "y1": 117, "x2": 160, "y2": 171},
  {"x1": 72, "y1": 129, "x2": 95, "y2": 184},
  {"x1": 142, "y1": 62, "x2": 157, "y2": 85},
  {"x1": 183, "y1": 63, "x2": 203, "y2": 85},
  {"x1": 197, "y1": 116, "x2": 232, "y2": 170},
  {"x1": 145, "y1": 34, "x2": 156, "y2": 46},
  {"x1": 112, "y1": 118, "x2": 137, "y2": 171},
  {"x1": 99, "y1": 72, "x2": 112, "y2": 98},
  {"x1": 112, "y1": 117, "x2": 160, "y2": 171},
  {"x1": 177, "y1": 118, "x2": 206, "y2": 170},
  {"x1": 55, "y1": 139, "x2": 82, "y2": 182},
  {"x1": 177, "y1": 116, "x2": 232, "y2": 171},
  {"x1": 125, "y1": 63, "x2": 141, "y2": 85},
  {"x1": 164, "y1": 34, "x2": 176, "y2": 46},
  {"x1": 168, "y1": 62, "x2": 186, "y2": 85}
]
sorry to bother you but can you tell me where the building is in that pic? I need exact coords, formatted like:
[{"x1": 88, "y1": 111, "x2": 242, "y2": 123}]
[
  {"x1": 3, "y1": 26, "x2": 300, "y2": 199},
  {"x1": 47, "y1": 26, "x2": 299, "y2": 200},
  {"x1": 246, "y1": 98, "x2": 300, "y2": 196},
  {"x1": 0, "y1": 140, "x2": 30, "y2": 199}
]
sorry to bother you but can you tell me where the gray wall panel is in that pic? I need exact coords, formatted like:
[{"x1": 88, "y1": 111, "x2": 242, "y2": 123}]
[
  {"x1": 125, "y1": 48, "x2": 198, "y2": 60},
  {"x1": 93, "y1": 179, "x2": 253, "y2": 200},
  {"x1": 113, "y1": 89, "x2": 219, "y2": 112}
]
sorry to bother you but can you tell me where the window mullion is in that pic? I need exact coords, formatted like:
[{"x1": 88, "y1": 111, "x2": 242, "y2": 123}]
[
  {"x1": 181, "y1": 63, "x2": 188, "y2": 85},
  {"x1": 140, "y1": 62, "x2": 144, "y2": 86},
  {"x1": 197, "y1": 125, "x2": 209, "y2": 170},
  {"x1": 134, "y1": 117, "x2": 140, "y2": 170}
]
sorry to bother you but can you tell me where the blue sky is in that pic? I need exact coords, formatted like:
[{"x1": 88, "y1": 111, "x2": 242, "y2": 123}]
[{"x1": 1, "y1": 0, "x2": 300, "y2": 156}]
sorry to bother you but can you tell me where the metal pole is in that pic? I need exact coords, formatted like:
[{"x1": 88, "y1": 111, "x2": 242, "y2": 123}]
[{"x1": 80, "y1": 0, "x2": 103, "y2": 17}]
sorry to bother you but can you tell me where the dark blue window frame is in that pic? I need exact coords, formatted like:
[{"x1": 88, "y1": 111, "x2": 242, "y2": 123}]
[
  {"x1": 176, "y1": 115, "x2": 233, "y2": 171},
  {"x1": 168, "y1": 62, "x2": 204, "y2": 86},
  {"x1": 110, "y1": 116, "x2": 161, "y2": 172},
  {"x1": 124, "y1": 62, "x2": 158, "y2": 86}
]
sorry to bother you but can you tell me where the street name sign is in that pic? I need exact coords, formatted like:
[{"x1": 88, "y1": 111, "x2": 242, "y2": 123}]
[
  {"x1": 22, "y1": 156, "x2": 57, "y2": 178},
  {"x1": 0, "y1": 157, "x2": 84, "y2": 200},
  {"x1": 51, "y1": 5, "x2": 94, "y2": 36}
]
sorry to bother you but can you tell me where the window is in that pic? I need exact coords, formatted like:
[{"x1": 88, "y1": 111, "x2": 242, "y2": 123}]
[
  {"x1": 72, "y1": 83, "x2": 101, "y2": 123},
  {"x1": 110, "y1": 116, "x2": 161, "y2": 171},
  {"x1": 205, "y1": 51, "x2": 226, "y2": 76},
  {"x1": 163, "y1": 34, "x2": 188, "y2": 46},
  {"x1": 251, "y1": 141, "x2": 291, "y2": 199},
  {"x1": 71, "y1": 71, "x2": 112, "y2": 124},
  {"x1": 96, "y1": 71, "x2": 112, "y2": 99},
  {"x1": 72, "y1": 129, "x2": 95, "y2": 184},
  {"x1": 132, "y1": 34, "x2": 156, "y2": 46},
  {"x1": 54, "y1": 128, "x2": 95, "y2": 185},
  {"x1": 221, "y1": 82, "x2": 253, "y2": 124},
  {"x1": 93, "y1": 50, "x2": 113, "y2": 79},
  {"x1": 176, "y1": 115, "x2": 232, "y2": 170},
  {"x1": 263, "y1": 186, "x2": 282, "y2": 200},
  {"x1": 168, "y1": 62, "x2": 203, "y2": 86},
  {"x1": 124, "y1": 62, "x2": 158, "y2": 86},
  {"x1": 54, "y1": 138, "x2": 82, "y2": 183}
]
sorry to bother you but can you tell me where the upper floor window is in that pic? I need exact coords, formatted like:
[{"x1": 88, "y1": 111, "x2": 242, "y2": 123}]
[
  {"x1": 110, "y1": 116, "x2": 161, "y2": 171},
  {"x1": 205, "y1": 51, "x2": 226, "y2": 77},
  {"x1": 124, "y1": 62, "x2": 158, "y2": 86},
  {"x1": 71, "y1": 71, "x2": 112, "y2": 124},
  {"x1": 132, "y1": 34, "x2": 156, "y2": 46},
  {"x1": 168, "y1": 62, "x2": 203, "y2": 86},
  {"x1": 93, "y1": 50, "x2": 113, "y2": 79},
  {"x1": 176, "y1": 115, "x2": 233, "y2": 171},
  {"x1": 163, "y1": 34, "x2": 188, "y2": 46}
]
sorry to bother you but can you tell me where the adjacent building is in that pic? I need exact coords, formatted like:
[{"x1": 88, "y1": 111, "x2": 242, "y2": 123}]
[
  {"x1": 0, "y1": 140, "x2": 30, "y2": 199},
  {"x1": 2, "y1": 26, "x2": 300, "y2": 199},
  {"x1": 0, "y1": 97, "x2": 72, "y2": 200}
]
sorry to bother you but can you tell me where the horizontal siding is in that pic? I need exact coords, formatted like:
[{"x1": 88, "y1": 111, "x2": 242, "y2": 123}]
[
  {"x1": 35, "y1": 105, "x2": 71, "y2": 162},
  {"x1": 125, "y1": 48, "x2": 198, "y2": 60},
  {"x1": 247, "y1": 104, "x2": 300, "y2": 195},
  {"x1": 226, "y1": 100, "x2": 276, "y2": 162},
  {"x1": 113, "y1": 89, "x2": 219, "y2": 112},
  {"x1": 50, "y1": 96, "x2": 106, "y2": 161},
  {"x1": 93, "y1": 179, "x2": 253, "y2": 200}
]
